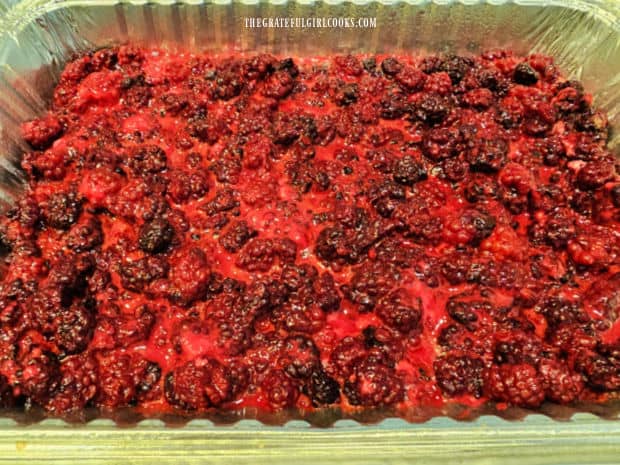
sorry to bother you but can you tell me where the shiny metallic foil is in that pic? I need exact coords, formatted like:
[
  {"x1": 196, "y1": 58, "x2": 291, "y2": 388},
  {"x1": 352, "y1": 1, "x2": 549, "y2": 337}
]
[{"x1": 0, "y1": 0, "x2": 619, "y2": 463}]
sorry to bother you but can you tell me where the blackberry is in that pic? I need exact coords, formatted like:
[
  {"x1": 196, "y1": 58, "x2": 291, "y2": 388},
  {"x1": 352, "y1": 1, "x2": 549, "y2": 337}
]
[
  {"x1": 392, "y1": 156, "x2": 427, "y2": 186},
  {"x1": 236, "y1": 238, "x2": 297, "y2": 272},
  {"x1": 165, "y1": 358, "x2": 232, "y2": 410},
  {"x1": 538, "y1": 359, "x2": 584, "y2": 403},
  {"x1": 434, "y1": 355, "x2": 485, "y2": 398},
  {"x1": 513, "y1": 63, "x2": 539, "y2": 86},
  {"x1": 446, "y1": 299, "x2": 487, "y2": 329},
  {"x1": 611, "y1": 184, "x2": 620, "y2": 207},
  {"x1": 467, "y1": 139, "x2": 508, "y2": 173},
  {"x1": 261, "y1": 370, "x2": 299, "y2": 410},
  {"x1": 19, "y1": 350, "x2": 60, "y2": 406},
  {"x1": 219, "y1": 220, "x2": 257, "y2": 253},
  {"x1": 280, "y1": 335, "x2": 320, "y2": 379},
  {"x1": 486, "y1": 364, "x2": 545, "y2": 408},
  {"x1": 54, "y1": 299, "x2": 96, "y2": 355},
  {"x1": 343, "y1": 359, "x2": 403, "y2": 407},
  {"x1": 538, "y1": 298, "x2": 588, "y2": 329},
  {"x1": 44, "y1": 191, "x2": 82, "y2": 230},
  {"x1": 120, "y1": 256, "x2": 169, "y2": 292},
  {"x1": 395, "y1": 67, "x2": 426, "y2": 92},
  {"x1": 381, "y1": 57, "x2": 403, "y2": 76},
  {"x1": 439, "y1": 55, "x2": 472, "y2": 84},
  {"x1": 66, "y1": 216, "x2": 103, "y2": 252},
  {"x1": 138, "y1": 217, "x2": 174, "y2": 254},
  {"x1": 47, "y1": 354, "x2": 98, "y2": 412},
  {"x1": 575, "y1": 352, "x2": 620, "y2": 392},
  {"x1": 129, "y1": 145, "x2": 167, "y2": 174},
  {"x1": 375, "y1": 288, "x2": 423, "y2": 333},
  {"x1": 0, "y1": 374, "x2": 15, "y2": 408},
  {"x1": 413, "y1": 93, "x2": 450, "y2": 125},
  {"x1": 576, "y1": 161, "x2": 614, "y2": 190},
  {"x1": 305, "y1": 369, "x2": 340, "y2": 406},
  {"x1": 332, "y1": 82, "x2": 359, "y2": 106},
  {"x1": 21, "y1": 113, "x2": 63, "y2": 150}
]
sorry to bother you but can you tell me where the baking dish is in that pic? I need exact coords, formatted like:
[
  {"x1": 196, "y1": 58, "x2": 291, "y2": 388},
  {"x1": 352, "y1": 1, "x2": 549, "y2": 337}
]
[{"x1": 0, "y1": 0, "x2": 620, "y2": 463}]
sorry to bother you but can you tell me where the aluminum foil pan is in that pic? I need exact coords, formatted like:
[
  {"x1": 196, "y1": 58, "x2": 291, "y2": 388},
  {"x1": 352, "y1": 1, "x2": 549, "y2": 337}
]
[{"x1": 0, "y1": 0, "x2": 619, "y2": 463}]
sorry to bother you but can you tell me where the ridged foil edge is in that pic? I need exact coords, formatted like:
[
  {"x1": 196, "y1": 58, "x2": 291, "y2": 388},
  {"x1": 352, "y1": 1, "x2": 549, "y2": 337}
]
[{"x1": 2, "y1": 413, "x2": 620, "y2": 464}]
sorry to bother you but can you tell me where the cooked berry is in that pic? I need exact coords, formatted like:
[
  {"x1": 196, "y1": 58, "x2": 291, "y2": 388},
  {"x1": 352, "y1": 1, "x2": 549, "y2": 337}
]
[
  {"x1": 441, "y1": 158, "x2": 469, "y2": 182},
  {"x1": 362, "y1": 58, "x2": 377, "y2": 72},
  {"x1": 348, "y1": 262, "x2": 399, "y2": 311},
  {"x1": 343, "y1": 359, "x2": 403, "y2": 407},
  {"x1": 379, "y1": 90, "x2": 409, "y2": 119},
  {"x1": 467, "y1": 139, "x2": 508, "y2": 173},
  {"x1": 393, "y1": 156, "x2": 427, "y2": 186},
  {"x1": 165, "y1": 358, "x2": 231, "y2": 410},
  {"x1": 314, "y1": 272, "x2": 341, "y2": 312},
  {"x1": 280, "y1": 335, "x2": 320, "y2": 379},
  {"x1": 536, "y1": 214, "x2": 576, "y2": 249},
  {"x1": 611, "y1": 184, "x2": 620, "y2": 207},
  {"x1": 47, "y1": 354, "x2": 98, "y2": 412},
  {"x1": 21, "y1": 113, "x2": 63, "y2": 150},
  {"x1": 54, "y1": 299, "x2": 96, "y2": 355},
  {"x1": 464, "y1": 175, "x2": 499, "y2": 203},
  {"x1": 137, "y1": 361, "x2": 161, "y2": 399},
  {"x1": 18, "y1": 350, "x2": 61, "y2": 405},
  {"x1": 381, "y1": 57, "x2": 403, "y2": 76},
  {"x1": 261, "y1": 370, "x2": 299, "y2": 410},
  {"x1": 168, "y1": 169, "x2": 210, "y2": 203},
  {"x1": 375, "y1": 288, "x2": 422, "y2": 333},
  {"x1": 215, "y1": 70, "x2": 244, "y2": 100},
  {"x1": 538, "y1": 298, "x2": 588, "y2": 328},
  {"x1": 332, "y1": 82, "x2": 359, "y2": 106},
  {"x1": 575, "y1": 351, "x2": 620, "y2": 391},
  {"x1": 96, "y1": 353, "x2": 159, "y2": 407},
  {"x1": 218, "y1": 220, "x2": 256, "y2": 253},
  {"x1": 493, "y1": 337, "x2": 543, "y2": 366},
  {"x1": 395, "y1": 67, "x2": 426, "y2": 92},
  {"x1": 109, "y1": 305, "x2": 156, "y2": 347},
  {"x1": 583, "y1": 274, "x2": 620, "y2": 323},
  {"x1": 446, "y1": 299, "x2": 486, "y2": 329},
  {"x1": 439, "y1": 55, "x2": 472, "y2": 84},
  {"x1": 44, "y1": 191, "x2": 82, "y2": 230},
  {"x1": 538, "y1": 359, "x2": 584, "y2": 403},
  {"x1": 66, "y1": 215, "x2": 103, "y2": 252},
  {"x1": 422, "y1": 126, "x2": 463, "y2": 161},
  {"x1": 128, "y1": 145, "x2": 167, "y2": 174},
  {"x1": 315, "y1": 226, "x2": 346, "y2": 262},
  {"x1": 237, "y1": 238, "x2": 297, "y2": 272},
  {"x1": 120, "y1": 256, "x2": 169, "y2": 292},
  {"x1": 486, "y1": 364, "x2": 545, "y2": 408},
  {"x1": 305, "y1": 369, "x2": 340, "y2": 406},
  {"x1": 435, "y1": 355, "x2": 485, "y2": 398},
  {"x1": 138, "y1": 217, "x2": 174, "y2": 254},
  {"x1": 330, "y1": 337, "x2": 367, "y2": 378},
  {"x1": 0, "y1": 374, "x2": 15, "y2": 408},
  {"x1": 201, "y1": 188, "x2": 239, "y2": 216},
  {"x1": 513, "y1": 63, "x2": 539, "y2": 85},
  {"x1": 414, "y1": 93, "x2": 451, "y2": 125},
  {"x1": 164, "y1": 247, "x2": 213, "y2": 306},
  {"x1": 576, "y1": 161, "x2": 615, "y2": 190},
  {"x1": 446, "y1": 209, "x2": 496, "y2": 246}
]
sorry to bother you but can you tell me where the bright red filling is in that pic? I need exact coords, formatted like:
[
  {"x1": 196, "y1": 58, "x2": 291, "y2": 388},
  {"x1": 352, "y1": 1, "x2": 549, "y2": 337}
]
[{"x1": 1, "y1": 46, "x2": 619, "y2": 415}]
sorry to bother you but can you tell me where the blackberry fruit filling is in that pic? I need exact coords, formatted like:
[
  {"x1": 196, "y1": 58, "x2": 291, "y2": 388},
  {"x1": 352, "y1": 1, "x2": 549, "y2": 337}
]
[{"x1": 1, "y1": 46, "x2": 619, "y2": 414}]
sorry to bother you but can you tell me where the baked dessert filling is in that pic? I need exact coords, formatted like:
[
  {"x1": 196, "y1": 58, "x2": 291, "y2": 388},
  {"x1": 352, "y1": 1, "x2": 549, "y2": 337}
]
[{"x1": 0, "y1": 46, "x2": 618, "y2": 415}]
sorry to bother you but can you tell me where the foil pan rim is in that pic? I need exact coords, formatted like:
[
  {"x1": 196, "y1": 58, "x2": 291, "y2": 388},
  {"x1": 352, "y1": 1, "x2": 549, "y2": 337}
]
[
  {"x1": 0, "y1": 0, "x2": 618, "y2": 430},
  {"x1": 0, "y1": 0, "x2": 618, "y2": 39}
]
